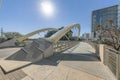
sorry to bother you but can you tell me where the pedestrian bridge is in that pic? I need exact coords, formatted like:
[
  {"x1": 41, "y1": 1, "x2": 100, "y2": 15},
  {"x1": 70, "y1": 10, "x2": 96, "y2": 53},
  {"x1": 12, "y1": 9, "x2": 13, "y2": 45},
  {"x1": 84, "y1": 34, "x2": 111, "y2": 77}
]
[
  {"x1": 0, "y1": 23, "x2": 80, "y2": 72},
  {"x1": 0, "y1": 23, "x2": 117, "y2": 80}
]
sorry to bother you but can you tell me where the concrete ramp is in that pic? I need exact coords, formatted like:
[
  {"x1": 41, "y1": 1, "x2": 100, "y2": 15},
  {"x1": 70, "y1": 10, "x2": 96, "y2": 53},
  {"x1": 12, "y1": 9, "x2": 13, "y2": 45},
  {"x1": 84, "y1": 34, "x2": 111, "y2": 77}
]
[
  {"x1": 0, "y1": 23, "x2": 80, "y2": 74},
  {"x1": 0, "y1": 38, "x2": 53, "y2": 73},
  {"x1": 0, "y1": 39, "x2": 17, "y2": 48},
  {"x1": 5, "y1": 38, "x2": 53, "y2": 62}
]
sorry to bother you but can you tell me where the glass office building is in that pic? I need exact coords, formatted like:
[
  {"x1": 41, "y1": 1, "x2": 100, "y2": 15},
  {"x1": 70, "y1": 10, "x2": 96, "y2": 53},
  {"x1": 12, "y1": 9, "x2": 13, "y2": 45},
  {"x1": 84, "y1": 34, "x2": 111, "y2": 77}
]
[{"x1": 91, "y1": 4, "x2": 120, "y2": 39}]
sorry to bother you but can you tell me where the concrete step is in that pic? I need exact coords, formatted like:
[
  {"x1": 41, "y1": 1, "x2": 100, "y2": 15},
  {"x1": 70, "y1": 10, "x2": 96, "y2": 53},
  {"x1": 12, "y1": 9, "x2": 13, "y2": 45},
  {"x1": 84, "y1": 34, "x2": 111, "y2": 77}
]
[
  {"x1": 0, "y1": 60, "x2": 31, "y2": 73},
  {"x1": 0, "y1": 67, "x2": 10, "y2": 80},
  {"x1": 7, "y1": 70, "x2": 27, "y2": 80}
]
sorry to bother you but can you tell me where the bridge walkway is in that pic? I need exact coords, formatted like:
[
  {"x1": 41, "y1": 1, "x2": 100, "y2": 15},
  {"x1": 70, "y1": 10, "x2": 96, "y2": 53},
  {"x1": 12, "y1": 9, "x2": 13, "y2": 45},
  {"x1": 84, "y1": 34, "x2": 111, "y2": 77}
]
[{"x1": 21, "y1": 42, "x2": 115, "y2": 80}]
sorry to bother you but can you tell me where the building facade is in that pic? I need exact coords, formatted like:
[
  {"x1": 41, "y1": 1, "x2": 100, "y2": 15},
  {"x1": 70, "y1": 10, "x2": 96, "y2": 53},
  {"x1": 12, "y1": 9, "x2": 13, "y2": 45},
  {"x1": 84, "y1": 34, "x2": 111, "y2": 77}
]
[
  {"x1": 82, "y1": 33, "x2": 91, "y2": 40},
  {"x1": 91, "y1": 4, "x2": 120, "y2": 39}
]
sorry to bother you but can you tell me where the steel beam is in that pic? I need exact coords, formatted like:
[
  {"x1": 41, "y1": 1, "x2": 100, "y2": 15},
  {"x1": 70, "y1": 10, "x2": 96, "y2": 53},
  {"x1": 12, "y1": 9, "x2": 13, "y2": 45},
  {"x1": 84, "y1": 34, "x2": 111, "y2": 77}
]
[
  {"x1": 48, "y1": 23, "x2": 80, "y2": 43},
  {"x1": 16, "y1": 28, "x2": 57, "y2": 42}
]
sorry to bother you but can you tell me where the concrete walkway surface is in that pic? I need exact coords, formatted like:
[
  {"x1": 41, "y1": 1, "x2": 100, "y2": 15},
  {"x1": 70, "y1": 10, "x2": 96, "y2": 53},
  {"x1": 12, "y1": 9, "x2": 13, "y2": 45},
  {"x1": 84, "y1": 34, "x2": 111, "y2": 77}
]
[
  {"x1": 0, "y1": 48, "x2": 21, "y2": 59},
  {"x1": 21, "y1": 42, "x2": 115, "y2": 80},
  {"x1": 0, "y1": 42, "x2": 116, "y2": 80},
  {"x1": 0, "y1": 60, "x2": 31, "y2": 73}
]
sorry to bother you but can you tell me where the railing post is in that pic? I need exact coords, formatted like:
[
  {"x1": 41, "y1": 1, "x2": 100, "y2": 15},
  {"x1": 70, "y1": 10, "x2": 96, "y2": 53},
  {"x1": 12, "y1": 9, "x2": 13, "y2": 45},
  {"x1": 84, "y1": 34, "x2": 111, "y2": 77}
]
[
  {"x1": 116, "y1": 53, "x2": 118, "y2": 80},
  {"x1": 103, "y1": 45, "x2": 106, "y2": 65},
  {"x1": 117, "y1": 53, "x2": 120, "y2": 80},
  {"x1": 99, "y1": 44, "x2": 105, "y2": 64}
]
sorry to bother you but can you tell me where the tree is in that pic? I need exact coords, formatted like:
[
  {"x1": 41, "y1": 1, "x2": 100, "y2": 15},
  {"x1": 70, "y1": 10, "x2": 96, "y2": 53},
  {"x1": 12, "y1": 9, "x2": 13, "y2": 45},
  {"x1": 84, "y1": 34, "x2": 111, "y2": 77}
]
[
  {"x1": 4, "y1": 32, "x2": 22, "y2": 40},
  {"x1": 97, "y1": 20, "x2": 120, "y2": 51}
]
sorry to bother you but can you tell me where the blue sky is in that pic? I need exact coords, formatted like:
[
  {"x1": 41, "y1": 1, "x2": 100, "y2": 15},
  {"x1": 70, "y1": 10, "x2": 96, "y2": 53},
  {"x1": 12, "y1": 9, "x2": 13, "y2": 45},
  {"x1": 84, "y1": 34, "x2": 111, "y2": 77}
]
[{"x1": 0, "y1": 0, "x2": 120, "y2": 36}]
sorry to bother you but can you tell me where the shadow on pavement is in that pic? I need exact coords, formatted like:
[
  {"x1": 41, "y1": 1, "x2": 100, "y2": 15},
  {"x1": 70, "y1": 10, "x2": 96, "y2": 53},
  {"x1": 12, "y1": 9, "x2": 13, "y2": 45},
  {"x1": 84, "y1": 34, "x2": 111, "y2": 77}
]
[{"x1": 33, "y1": 52, "x2": 100, "y2": 66}]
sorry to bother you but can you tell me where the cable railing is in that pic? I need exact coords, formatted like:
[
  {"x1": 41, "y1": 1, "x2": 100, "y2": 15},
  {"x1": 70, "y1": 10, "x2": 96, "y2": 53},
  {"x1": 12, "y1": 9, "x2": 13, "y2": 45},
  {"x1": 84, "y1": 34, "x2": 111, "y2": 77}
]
[{"x1": 53, "y1": 41, "x2": 79, "y2": 53}]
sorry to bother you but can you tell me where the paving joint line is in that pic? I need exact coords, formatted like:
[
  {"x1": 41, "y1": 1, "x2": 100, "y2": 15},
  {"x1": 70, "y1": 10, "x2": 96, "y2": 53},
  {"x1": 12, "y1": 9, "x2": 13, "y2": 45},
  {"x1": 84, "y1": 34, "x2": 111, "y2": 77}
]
[{"x1": 61, "y1": 62, "x2": 104, "y2": 79}]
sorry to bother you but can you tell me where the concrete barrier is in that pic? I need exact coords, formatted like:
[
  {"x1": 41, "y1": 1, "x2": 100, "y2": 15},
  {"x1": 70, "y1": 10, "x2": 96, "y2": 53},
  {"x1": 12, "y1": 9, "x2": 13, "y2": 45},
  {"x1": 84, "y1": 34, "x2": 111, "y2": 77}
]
[
  {"x1": 99, "y1": 44, "x2": 105, "y2": 64},
  {"x1": 118, "y1": 54, "x2": 120, "y2": 80},
  {"x1": 99, "y1": 44, "x2": 120, "y2": 80},
  {"x1": 86, "y1": 41, "x2": 120, "y2": 80}
]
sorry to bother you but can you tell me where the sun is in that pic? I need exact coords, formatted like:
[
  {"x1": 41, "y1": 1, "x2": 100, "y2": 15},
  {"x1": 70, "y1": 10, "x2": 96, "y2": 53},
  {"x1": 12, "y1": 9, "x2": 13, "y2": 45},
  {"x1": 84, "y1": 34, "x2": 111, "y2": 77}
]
[{"x1": 40, "y1": 1, "x2": 55, "y2": 17}]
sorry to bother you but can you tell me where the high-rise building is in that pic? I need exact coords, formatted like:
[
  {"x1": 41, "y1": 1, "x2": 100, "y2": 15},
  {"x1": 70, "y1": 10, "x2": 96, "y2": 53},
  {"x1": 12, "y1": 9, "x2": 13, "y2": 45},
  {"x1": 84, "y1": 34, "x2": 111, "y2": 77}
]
[
  {"x1": 91, "y1": 4, "x2": 120, "y2": 39},
  {"x1": 82, "y1": 33, "x2": 91, "y2": 40}
]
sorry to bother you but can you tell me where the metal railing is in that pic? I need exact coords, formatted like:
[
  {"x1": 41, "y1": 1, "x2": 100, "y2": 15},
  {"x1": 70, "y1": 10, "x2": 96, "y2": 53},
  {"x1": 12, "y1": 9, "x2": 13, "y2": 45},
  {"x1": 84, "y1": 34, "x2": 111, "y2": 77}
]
[{"x1": 53, "y1": 41, "x2": 79, "y2": 53}]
